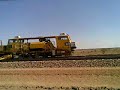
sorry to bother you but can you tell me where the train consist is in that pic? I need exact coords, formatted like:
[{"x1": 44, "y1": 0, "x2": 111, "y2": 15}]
[{"x1": 0, "y1": 33, "x2": 76, "y2": 60}]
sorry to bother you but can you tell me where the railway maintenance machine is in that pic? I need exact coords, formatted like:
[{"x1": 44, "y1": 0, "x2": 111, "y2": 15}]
[{"x1": 0, "y1": 33, "x2": 76, "y2": 60}]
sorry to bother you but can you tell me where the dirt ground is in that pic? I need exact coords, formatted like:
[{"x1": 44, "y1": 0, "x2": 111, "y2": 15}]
[
  {"x1": 0, "y1": 67, "x2": 120, "y2": 90},
  {"x1": 1, "y1": 48, "x2": 120, "y2": 90}
]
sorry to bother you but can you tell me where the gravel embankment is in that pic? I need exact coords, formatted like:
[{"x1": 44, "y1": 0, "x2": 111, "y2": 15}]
[{"x1": 0, "y1": 59, "x2": 120, "y2": 68}]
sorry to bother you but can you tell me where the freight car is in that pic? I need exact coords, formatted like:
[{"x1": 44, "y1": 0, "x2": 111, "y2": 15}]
[{"x1": 0, "y1": 33, "x2": 76, "y2": 60}]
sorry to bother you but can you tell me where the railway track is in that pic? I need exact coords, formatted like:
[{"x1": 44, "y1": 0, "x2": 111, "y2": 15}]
[{"x1": 1, "y1": 54, "x2": 120, "y2": 62}]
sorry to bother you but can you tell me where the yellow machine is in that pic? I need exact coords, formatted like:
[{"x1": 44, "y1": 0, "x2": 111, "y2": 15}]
[{"x1": 0, "y1": 33, "x2": 76, "y2": 59}]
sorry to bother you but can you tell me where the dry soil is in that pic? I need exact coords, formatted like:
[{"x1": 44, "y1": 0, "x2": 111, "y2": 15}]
[{"x1": 0, "y1": 67, "x2": 120, "y2": 90}]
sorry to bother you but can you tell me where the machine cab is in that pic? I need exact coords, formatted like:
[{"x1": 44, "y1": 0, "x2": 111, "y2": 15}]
[
  {"x1": 56, "y1": 33, "x2": 76, "y2": 54},
  {"x1": 45, "y1": 33, "x2": 76, "y2": 56}
]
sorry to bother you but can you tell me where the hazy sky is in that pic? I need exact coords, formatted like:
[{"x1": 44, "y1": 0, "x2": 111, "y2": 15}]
[{"x1": 0, "y1": 0, "x2": 120, "y2": 49}]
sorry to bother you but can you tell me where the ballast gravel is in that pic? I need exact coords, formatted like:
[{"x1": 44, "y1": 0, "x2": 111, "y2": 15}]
[{"x1": 0, "y1": 59, "x2": 120, "y2": 68}]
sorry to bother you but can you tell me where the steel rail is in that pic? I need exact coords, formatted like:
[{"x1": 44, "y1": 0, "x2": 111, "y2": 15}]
[{"x1": 1, "y1": 54, "x2": 120, "y2": 62}]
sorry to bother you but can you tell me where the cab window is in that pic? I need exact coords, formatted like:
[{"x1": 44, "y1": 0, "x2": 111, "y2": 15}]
[
  {"x1": 8, "y1": 39, "x2": 19, "y2": 44},
  {"x1": 58, "y1": 37, "x2": 68, "y2": 40},
  {"x1": 8, "y1": 40, "x2": 14, "y2": 44}
]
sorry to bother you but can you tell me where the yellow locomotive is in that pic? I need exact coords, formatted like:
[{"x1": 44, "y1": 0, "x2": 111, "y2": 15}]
[{"x1": 0, "y1": 33, "x2": 76, "y2": 59}]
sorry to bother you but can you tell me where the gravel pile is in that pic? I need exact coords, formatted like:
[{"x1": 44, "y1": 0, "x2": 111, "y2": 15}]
[{"x1": 0, "y1": 59, "x2": 120, "y2": 68}]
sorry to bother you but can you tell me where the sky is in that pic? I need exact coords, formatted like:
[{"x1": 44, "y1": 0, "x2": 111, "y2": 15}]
[{"x1": 0, "y1": 0, "x2": 120, "y2": 49}]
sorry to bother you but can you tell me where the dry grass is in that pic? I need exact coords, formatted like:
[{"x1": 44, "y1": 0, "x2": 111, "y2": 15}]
[{"x1": 72, "y1": 48, "x2": 120, "y2": 56}]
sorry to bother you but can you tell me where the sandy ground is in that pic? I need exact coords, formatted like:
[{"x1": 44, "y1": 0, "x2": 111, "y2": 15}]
[{"x1": 0, "y1": 67, "x2": 120, "y2": 90}]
